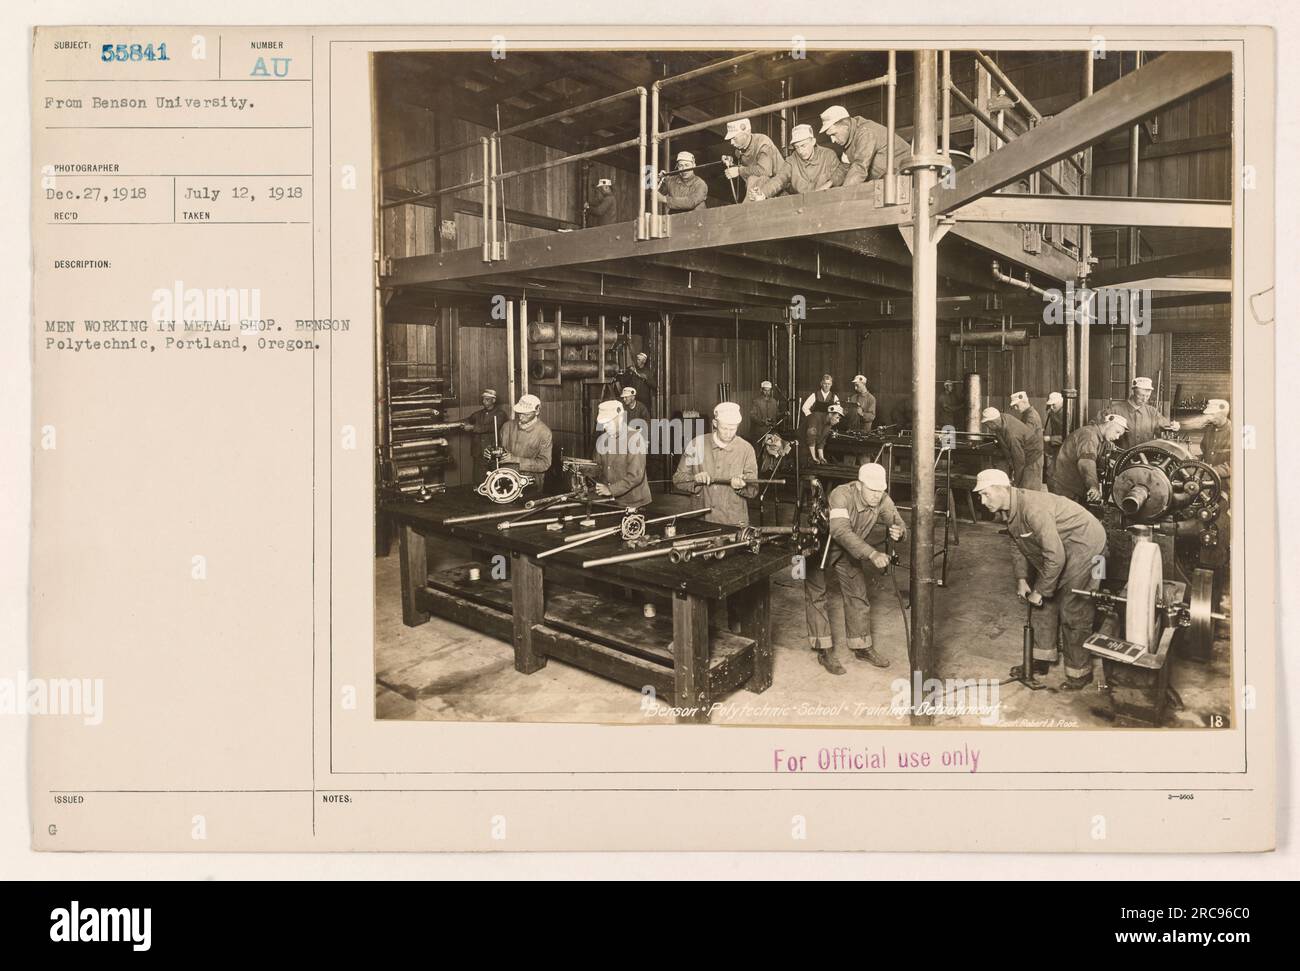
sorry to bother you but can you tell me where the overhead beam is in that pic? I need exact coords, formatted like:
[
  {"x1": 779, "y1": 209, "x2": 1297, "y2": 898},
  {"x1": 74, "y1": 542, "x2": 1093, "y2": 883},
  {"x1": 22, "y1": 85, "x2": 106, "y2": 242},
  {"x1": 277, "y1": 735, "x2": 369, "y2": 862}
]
[
  {"x1": 933, "y1": 51, "x2": 1232, "y2": 214},
  {"x1": 1088, "y1": 246, "x2": 1228, "y2": 286},
  {"x1": 953, "y1": 193, "x2": 1232, "y2": 229},
  {"x1": 1120, "y1": 276, "x2": 1231, "y2": 293},
  {"x1": 385, "y1": 181, "x2": 908, "y2": 287}
]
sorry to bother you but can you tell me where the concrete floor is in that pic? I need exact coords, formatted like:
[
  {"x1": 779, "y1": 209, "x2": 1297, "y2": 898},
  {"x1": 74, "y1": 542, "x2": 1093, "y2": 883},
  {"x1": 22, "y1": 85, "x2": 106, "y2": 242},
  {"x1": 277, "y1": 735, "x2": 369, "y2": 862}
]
[{"x1": 375, "y1": 519, "x2": 1232, "y2": 729}]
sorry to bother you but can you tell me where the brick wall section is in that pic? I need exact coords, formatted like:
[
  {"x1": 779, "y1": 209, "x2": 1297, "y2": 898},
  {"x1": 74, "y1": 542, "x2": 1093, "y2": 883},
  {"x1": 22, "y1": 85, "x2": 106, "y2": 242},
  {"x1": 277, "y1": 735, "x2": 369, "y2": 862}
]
[{"x1": 1171, "y1": 333, "x2": 1231, "y2": 371}]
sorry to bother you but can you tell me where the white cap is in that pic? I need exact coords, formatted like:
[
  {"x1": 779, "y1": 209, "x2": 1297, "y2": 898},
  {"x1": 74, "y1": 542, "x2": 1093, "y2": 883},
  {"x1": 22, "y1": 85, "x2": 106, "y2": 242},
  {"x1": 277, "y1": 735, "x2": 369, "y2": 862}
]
[
  {"x1": 858, "y1": 463, "x2": 888, "y2": 490},
  {"x1": 724, "y1": 118, "x2": 752, "y2": 139},
  {"x1": 790, "y1": 123, "x2": 815, "y2": 144},
  {"x1": 513, "y1": 393, "x2": 541, "y2": 414},
  {"x1": 973, "y1": 468, "x2": 1012, "y2": 492},
  {"x1": 760, "y1": 380, "x2": 773, "y2": 390},
  {"x1": 1047, "y1": 391, "x2": 1063, "y2": 406},
  {"x1": 981, "y1": 407, "x2": 1001, "y2": 423},
  {"x1": 1132, "y1": 376, "x2": 1154, "y2": 391},
  {"x1": 596, "y1": 178, "x2": 612, "y2": 188},
  {"x1": 1203, "y1": 398, "x2": 1230, "y2": 416},
  {"x1": 635, "y1": 350, "x2": 649, "y2": 361},
  {"x1": 620, "y1": 386, "x2": 636, "y2": 398},
  {"x1": 482, "y1": 388, "x2": 497, "y2": 398},
  {"x1": 714, "y1": 401, "x2": 743, "y2": 425},
  {"x1": 1010, "y1": 391, "x2": 1028, "y2": 407},
  {"x1": 596, "y1": 399, "x2": 624, "y2": 424},
  {"x1": 1104, "y1": 412, "x2": 1130, "y2": 431},
  {"x1": 853, "y1": 374, "x2": 867, "y2": 385},
  {"x1": 819, "y1": 105, "x2": 850, "y2": 133},
  {"x1": 827, "y1": 403, "x2": 845, "y2": 416},
  {"x1": 676, "y1": 150, "x2": 695, "y2": 166}
]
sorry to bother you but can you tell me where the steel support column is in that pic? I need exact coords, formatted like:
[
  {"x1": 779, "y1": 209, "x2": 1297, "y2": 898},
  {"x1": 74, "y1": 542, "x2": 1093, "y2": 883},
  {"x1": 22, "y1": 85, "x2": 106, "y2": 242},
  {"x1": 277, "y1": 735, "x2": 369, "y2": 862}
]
[{"x1": 909, "y1": 51, "x2": 940, "y2": 726}]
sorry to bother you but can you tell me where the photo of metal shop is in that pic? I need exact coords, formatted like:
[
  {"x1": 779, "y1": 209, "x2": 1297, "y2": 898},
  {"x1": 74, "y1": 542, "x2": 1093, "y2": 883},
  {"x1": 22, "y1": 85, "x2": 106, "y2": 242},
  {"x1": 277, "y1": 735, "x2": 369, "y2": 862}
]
[{"x1": 371, "y1": 47, "x2": 1234, "y2": 728}]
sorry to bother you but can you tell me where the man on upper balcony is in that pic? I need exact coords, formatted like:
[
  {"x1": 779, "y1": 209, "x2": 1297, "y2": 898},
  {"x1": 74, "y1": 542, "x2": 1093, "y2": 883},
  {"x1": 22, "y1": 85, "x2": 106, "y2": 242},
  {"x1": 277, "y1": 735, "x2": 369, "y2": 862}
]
[
  {"x1": 584, "y1": 177, "x2": 617, "y2": 226},
  {"x1": 819, "y1": 104, "x2": 913, "y2": 187},
  {"x1": 655, "y1": 151, "x2": 709, "y2": 213},
  {"x1": 747, "y1": 123, "x2": 847, "y2": 201},
  {"x1": 721, "y1": 117, "x2": 781, "y2": 203}
]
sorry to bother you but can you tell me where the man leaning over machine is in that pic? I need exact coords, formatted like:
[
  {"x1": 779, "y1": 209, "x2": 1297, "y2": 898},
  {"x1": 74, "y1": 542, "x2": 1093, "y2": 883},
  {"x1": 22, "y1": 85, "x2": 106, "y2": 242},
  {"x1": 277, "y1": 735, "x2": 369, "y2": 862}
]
[
  {"x1": 1050, "y1": 412, "x2": 1128, "y2": 503},
  {"x1": 973, "y1": 468, "x2": 1106, "y2": 690},
  {"x1": 804, "y1": 462, "x2": 908, "y2": 676}
]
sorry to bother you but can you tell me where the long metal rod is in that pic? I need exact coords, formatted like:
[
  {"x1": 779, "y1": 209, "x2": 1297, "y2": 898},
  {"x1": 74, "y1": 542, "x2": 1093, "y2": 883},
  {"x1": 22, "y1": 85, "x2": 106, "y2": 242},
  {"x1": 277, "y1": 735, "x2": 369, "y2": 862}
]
[
  {"x1": 637, "y1": 87, "x2": 647, "y2": 238},
  {"x1": 974, "y1": 51, "x2": 1043, "y2": 122},
  {"x1": 372, "y1": 56, "x2": 389, "y2": 488},
  {"x1": 942, "y1": 50, "x2": 951, "y2": 158},
  {"x1": 495, "y1": 137, "x2": 642, "y2": 183},
  {"x1": 884, "y1": 50, "x2": 898, "y2": 205},
  {"x1": 909, "y1": 51, "x2": 939, "y2": 727},
  {"x1": 539, "y1": 506, "x2": 712, "y2": 558},
  {"x1": 489, "y1": 134, "x2": 499, "y2": 259},
  {"x1": 499, "y1": 506, "x2": 630, "y2": 531},
  {"x1": 378, "y1": 177, "x2": 483, "y2": 210},
  {"x1": 1078, "y1": 52, "x2": 1094, "y2": 428},
  {"x1": 947, "y1": 83, "x2": 1069, "y2": 195},
  {"x1": 443, "y1": 501, "x2": 585, "y2": 525},
  {"x1": 1127, "y1": 52, "x2": 1143, "y2": 388},
  {"x1": 581, "y1": 528, "x2": 729, "y2": 568},
  {"x1": 379, "y1": 137, "x2": 481, "y2": 174},
  {"x1": 661, "y1": 73, "x2": 890, "y2": 142},
  {"x1": 480, "y1": 138, "x2": 491, "y2": 262},
  {"x1": 506, "y1": 298, "x2": 516, "y2": 407},
  {"x1": 649, "y1": 84, "x2": 660, "y2": 235},
  {"x1": 659, "y1": 50, "x2": 775, "y2": 89}
]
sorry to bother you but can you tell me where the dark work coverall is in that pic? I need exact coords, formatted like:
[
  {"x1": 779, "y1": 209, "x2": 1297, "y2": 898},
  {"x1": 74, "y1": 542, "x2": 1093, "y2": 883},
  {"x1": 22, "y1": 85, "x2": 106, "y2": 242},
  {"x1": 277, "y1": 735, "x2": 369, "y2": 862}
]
[
  {"x1": 992, "y1": 412, "x2": 1045, "y2": 491},
  {"x1": 593, "y1": 424, "x2": 650, "y2": 508},
  {"x1": 1005, "y1": 488, "x2": 1106, "y2": 680},
  {"x1": 1043, "y1": 406, "x2": 1065, "y2": 481},
  {"x1": 465, "y1": 401, "x2": 513, "y2": 483},
  {"x1": 804, "y1": 482, "x2": 908, "y2": 652},
  {"x1": 1051, "y1": 423, "x2": 1108, "y2": 502}
]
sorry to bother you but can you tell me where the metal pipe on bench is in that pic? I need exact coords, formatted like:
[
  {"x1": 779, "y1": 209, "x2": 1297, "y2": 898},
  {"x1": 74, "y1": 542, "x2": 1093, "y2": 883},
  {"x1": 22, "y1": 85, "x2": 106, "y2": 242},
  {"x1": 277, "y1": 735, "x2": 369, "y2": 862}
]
[
  {"x1": 442, "y1": 502, "x2": 586, "y2": 525},
  {"x1": 541, "y1": 507, "x2": 712, "y2": 558},
  {"x1": 580, "y1": 529, "x2": 729, "y2": 568}
]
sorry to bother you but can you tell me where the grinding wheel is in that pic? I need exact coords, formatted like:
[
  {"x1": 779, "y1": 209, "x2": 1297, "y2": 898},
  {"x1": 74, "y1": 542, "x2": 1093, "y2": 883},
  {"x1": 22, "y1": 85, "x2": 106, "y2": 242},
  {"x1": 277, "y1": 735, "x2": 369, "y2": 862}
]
[
  {"x1": 1126, "y1": 538, "x2": 1163, "y2": 650},
  {"x1": 1189, "y1": 568, "x2": 1215, "y2": 658}
]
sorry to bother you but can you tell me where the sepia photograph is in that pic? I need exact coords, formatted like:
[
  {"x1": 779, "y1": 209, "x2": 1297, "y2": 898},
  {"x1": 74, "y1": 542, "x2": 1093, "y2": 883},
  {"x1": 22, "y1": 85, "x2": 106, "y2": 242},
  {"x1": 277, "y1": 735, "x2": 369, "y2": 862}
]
[{"x1": 370, "y1": 44, "x2": 1237, "y2": 730}]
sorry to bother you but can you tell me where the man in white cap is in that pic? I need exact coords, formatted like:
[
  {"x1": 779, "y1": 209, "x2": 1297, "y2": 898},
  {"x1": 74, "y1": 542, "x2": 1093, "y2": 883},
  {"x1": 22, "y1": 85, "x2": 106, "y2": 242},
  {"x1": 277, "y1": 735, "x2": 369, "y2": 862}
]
[
  {"x1": 463, "y1": 387, "x2": 514, "y2": 483},
  {"x1": 1008, "y1": 390, "x2": 1043, "y2": 437},
  {"x1": 748, "y1": 123, "x2": 846, "y2": 200},
  {"x1": 981, "y1": 406, "x2": 1045, "y2": 491},
  {"x1": 973, "y1": 468, "x2": 1106, "y2": 690},
  {"x1": 819, "y1": 104, "x2": 913, "y2": 186},
  {"x1": 722, "y1": 117, "x2": 780, "y2": 203},
  {"x1": 619, "y1": 385, "x2": 652, "y2": 430},
  {"x1": 1050, "y1": 413, "x2": 1127, "y2": 503},
  {"x1": 592, "y1": 399, "x2": 650, "y2": 509},
  {"x1": 617, "y1": 350, "x2": 656, "y2": 412},
  {"x1": 804, "y1": 461, "x2": 908, "y2": 675},
  {"x1": 655, "y1": 151, "x2": 708, "y2": 212},
  {"x1": 844, "y1": 374, "x2": 877, "y2": 435},
  {"x1": 1112, "y1": 376, "x2": 1179, "y2": 449},
  {"x1": 938, "y1": 379, "x2": 964, "y2": 430},
  {"x1": 1199, "y1": 398, "x2": 1231, "y2": 479},
  {"x1": 750, "y1": 380, "x2": 784, "y2": 438},
  {"x1": 1043, "y1": 391, "x2": 1065, "y2": 480},
  {"x1": 499, "y1": 393, "x2": 553, "y2": 480},
  {"x1": 807, "y1": 402, "x2": 846, "y2": 465},
  {"x1": 585, "y1": 176, "x2": 617, "y2": 226},
  {"x1": 673, "y1": 401, "x2": 759, "y2": 527}
]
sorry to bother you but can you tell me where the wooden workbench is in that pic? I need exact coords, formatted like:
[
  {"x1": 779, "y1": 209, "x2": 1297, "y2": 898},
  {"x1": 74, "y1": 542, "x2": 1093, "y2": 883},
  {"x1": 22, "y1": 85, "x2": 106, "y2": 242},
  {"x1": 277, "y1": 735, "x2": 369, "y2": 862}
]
[{"x1": 383, "y1": 488, "x2": 798, "y2": 722}]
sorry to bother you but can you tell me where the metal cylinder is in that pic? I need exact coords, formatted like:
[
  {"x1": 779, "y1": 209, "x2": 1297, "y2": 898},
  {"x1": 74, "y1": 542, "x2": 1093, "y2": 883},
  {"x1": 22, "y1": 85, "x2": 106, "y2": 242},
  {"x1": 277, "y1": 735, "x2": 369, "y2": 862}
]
[
  {"x1": 528, "y1": 320, "x2": 600, "y2": 344},
  {"x1": 964, "y1": 372, "x2": 982, "y2": 434},
  {"x1": 949, "y1": 330, "x2": 1029, "y2": 345},
  {"x1": 530, "y1": 360, "x2": 600, "y2": 380},
  {"x1": 1120, "y1": 483, "x2": 1150, "y2": 515},
  {"x1": 910, "y1": 50, "x2": 940, "y2": 725}
]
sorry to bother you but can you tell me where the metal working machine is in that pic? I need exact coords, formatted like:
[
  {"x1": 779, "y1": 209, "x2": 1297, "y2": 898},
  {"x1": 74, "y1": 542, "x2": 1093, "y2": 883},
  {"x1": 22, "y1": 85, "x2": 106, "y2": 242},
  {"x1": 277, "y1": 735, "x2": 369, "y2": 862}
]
[{"x1": 1079, "y1": 439, "x2": 1229, "y2": 723}]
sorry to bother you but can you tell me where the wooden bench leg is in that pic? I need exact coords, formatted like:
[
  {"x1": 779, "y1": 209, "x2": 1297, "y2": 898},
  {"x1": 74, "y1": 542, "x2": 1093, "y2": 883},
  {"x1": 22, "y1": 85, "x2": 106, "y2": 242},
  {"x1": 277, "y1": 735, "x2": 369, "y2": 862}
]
[
  {"x1": 735, "y1": 578, "x2": 773, "y2": 694},
  {"x1": 672, "y1": 592, "x2": 712, "y2": 723},
  {"x1": 397, "y1": 525, "x2": 430, "y2": 627},
  {"x1": 511, "y1": 552, "x2": 547, "y2": 674}
]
